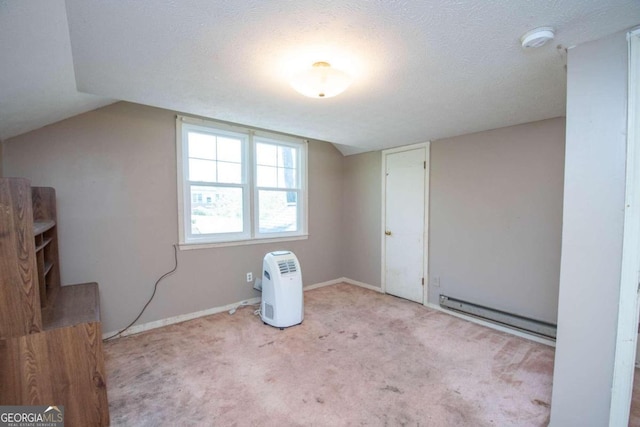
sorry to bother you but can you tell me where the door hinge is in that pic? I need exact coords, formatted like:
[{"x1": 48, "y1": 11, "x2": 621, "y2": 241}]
[
  {"x1": 423, "y1": 161, "x2": 426, "y2": 169},
  {"x1": 421, "y1": 277, "x2": 424, "y2": 286}
]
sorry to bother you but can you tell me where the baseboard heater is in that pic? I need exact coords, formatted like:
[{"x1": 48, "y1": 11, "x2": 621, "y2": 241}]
[{"x1": 439, "y1": 295, "x2": 557, "y2": 339}]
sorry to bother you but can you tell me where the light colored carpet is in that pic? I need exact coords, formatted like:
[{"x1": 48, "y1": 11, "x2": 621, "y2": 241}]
[
  {"x1": 632, "y1": 368, "x2": 640, "y2": 426},
  {"x1": 104, "y1": 283, "x2": 554, "y2": 426}
]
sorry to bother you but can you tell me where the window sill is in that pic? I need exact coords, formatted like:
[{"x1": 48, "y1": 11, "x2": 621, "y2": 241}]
[{"x1": 178, "y1": 234, "x2": 309, "y2": 250}]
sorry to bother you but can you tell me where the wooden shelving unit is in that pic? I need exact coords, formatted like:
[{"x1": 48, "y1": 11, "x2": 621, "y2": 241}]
[
  {"x1": 31, "y1": 187, "x2": 61, "y2": 310},
  {"x1": 0, "y1": 178, "x2": 109, "y2": 426}
]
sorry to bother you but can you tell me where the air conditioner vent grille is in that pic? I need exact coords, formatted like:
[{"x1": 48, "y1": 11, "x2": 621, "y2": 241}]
[
  {"x1": 264, "y1": 303, "x2": 274, "y2": 320},
  {"x1": 277, "y1": 259, "x2": 297, "y2": 274}
]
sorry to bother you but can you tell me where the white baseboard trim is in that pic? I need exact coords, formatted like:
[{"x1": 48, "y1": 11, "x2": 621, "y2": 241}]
[
  {"x1": 103, "y1": 296, "x2": 261, "y2": 340},
  {"x1": 304, "y1": 278, "x2": 344, "y2": 291},
  {"x1": 425, "y1": 302, "x2": 556, "y2": 347},
  {"x1": 304, "y1": 277, "x2": 384, "y2": 293},
  {"x1": 105, "y1": 277, "x2": 551, "y2": 348},
  {"x1": 341, "y1": 277, "x2": 384, "y2": 293},
  {"x1": 104, "y1": 277, "x2": 354, "y2": 340}
]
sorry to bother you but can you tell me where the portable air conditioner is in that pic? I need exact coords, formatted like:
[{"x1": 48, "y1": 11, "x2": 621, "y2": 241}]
[{"x1": 261, "y1": 251, "x2": 303, "y2": 328}]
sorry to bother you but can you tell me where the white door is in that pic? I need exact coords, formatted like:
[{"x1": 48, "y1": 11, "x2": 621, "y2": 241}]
[{"x1": 384, "y1": 146, "x2": 426, "y2": 303}]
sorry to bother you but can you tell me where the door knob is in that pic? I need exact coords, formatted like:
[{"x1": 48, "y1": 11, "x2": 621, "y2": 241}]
[{"x1": 385, "y1": 230, "x2": 392, "y2": 236}]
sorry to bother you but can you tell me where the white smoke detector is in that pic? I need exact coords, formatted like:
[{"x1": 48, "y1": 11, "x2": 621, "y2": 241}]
[{"x1": 520, "y1": 27, "x2": 555, "y2": 49}]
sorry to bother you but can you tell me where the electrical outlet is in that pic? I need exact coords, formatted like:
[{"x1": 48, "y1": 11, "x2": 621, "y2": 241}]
[
  {"x1": 246, "y1": 272, "x2": 253, "y2": 283},
  {"x1": 432, "y1": 276, "x2": 440, "y2": 287}
]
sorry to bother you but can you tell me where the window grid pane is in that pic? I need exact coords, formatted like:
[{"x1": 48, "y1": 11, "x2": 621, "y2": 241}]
[
  {"x1": 190, "y1": 185, "x2": 244, "y2": 235},
  {"x1": 255, "y1": 142, "x2": 298, "y2": 189},
  {"x1": 278, "y1": 146, "x2": 297, "y2": 170},
  {"x1": 188, "y1": 133, "x2": 244, "y2": 185},
  {"x1": 188, "y1": 132, "x2": 216, "y2": 160},
  {"x1": 189, "y1": 159, "x2": 217, "y2": 182},
  {"x1": 256, "y1": 143, "x2": 277, "y2": 166},
  {"x1": 278, "y1": 167, "x2": 297, "y2": 189},
  {"x1": 258, "y1": 189, "x2": 298, "y2": 233},
  {"x1": 217, "y1": 161, "x2": 242, "y2": 184},
  {"x1": 257, "y1": 165, "x2": 278, "y2": 188},
  {"x1": 217, "y1": 137, "x2": 242, "y2": 163}
]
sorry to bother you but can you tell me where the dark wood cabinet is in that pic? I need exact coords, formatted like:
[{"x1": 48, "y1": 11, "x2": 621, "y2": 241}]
[{"x1": 0, "y1": 178, "x2": 109, "y2": 426}]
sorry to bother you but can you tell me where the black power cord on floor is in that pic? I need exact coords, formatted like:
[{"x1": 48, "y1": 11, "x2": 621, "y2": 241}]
[{"x1": 103, "y1": 244, "x2": 179, "y2": 341}]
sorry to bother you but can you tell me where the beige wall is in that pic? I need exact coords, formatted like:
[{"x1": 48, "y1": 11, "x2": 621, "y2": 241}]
[
  {"x1": 3, "y1": 102, "x2": 344, "y2": 333},
  {"x1": 337, "y1": 118, "x2": 565, "y2": 323},
  {"x1": 341, "y1": 151, "x2": 382, "y2": 287},
  {"x1": 429, "y1": 118, "x2": 565, "y2": 323},
  {"x1": 2, "y1": 101, "x2": 566, "y2": 334}
]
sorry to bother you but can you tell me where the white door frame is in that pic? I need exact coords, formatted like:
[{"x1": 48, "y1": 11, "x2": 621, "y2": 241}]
[
  {"x1": 610, "y1": 27, "x2": 640, "y2": 426},
  {"x1": 380, "y1": 142, "x2": 430, "y2": 305}
]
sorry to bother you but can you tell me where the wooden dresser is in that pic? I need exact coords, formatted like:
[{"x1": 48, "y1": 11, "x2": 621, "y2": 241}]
[{"x1": 0, "y1": 177, "x2": 109, "y2": 426}]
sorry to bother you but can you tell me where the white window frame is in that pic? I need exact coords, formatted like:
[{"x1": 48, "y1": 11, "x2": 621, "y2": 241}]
[
  {"x1": 253, "y1": 134, "x2": 306, "y2": 240},
  {"x1": 177, "y1": 116, "x2": 308, "y2": 249}
]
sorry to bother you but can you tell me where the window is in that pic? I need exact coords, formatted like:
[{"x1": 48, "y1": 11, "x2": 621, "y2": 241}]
[{"x1": 177, "y1": 116, "x2": 307, "y2": 246}]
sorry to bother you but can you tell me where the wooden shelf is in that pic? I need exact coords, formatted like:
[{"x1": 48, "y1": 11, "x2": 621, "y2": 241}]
[
  {"x1": 44, "y1": 260, "x2": 54, "y2": 276},
  {"x1": 35, "y1": 237, "x2": 53, "y2": 252},
  {"x1": 33, "y1": 220, "x2": 55, "y2": 235},
  {"x1": 0, "y1": 179, "x2": 109, "y2": 426},
  {"x1": 42, "y1": 283, "x2": 100, "y2": 330}
]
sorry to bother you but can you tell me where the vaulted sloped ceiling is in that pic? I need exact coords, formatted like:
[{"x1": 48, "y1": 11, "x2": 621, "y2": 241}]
[
  {"x1": 0, "y1": 1, "x2": 113, "y2": 142},
  {"x1": 1, "y1": 1, "x2": 639, "y2": 154}
]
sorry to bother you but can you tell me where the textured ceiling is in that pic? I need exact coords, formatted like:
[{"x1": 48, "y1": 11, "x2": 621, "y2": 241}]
[{"x1": 2, "y1": 1, "x2": 639, "y2": 154}]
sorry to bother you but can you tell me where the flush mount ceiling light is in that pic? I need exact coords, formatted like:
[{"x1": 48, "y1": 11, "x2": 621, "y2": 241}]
[
  {"x1": 520, "y1": 27, "x2": 555, "y2": 49},
  {"x1": 290, "y1": 61, "x2": 352, "y2": 98}
]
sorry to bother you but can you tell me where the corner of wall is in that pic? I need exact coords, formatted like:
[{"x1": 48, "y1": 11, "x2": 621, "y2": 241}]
[{"x1": 340, "y1": 151, "x2": 383, "y2": 287}]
